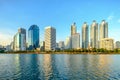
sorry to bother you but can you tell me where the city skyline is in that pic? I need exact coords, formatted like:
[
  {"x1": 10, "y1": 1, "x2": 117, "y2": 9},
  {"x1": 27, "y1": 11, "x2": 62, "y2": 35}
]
[{"x1": 0, "y1": 0, "x2": 120, "y2": 46}]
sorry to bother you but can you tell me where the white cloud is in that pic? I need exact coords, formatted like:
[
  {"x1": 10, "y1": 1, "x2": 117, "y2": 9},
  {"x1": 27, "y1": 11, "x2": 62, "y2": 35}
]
[
  {"x1": 118, "y1": 19, "x2": 120, "y2": 23},
  {"x1": 107, "y1": 15, "x2": 114, "y2": 21},
  {"x1": 0, "y1": 33, "x2": 13, "y2": 46}
]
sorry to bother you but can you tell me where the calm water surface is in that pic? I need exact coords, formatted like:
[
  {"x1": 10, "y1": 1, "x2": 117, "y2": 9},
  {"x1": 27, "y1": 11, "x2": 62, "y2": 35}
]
[{"x1": 0, "y1": 54, "x2": 120, "y2": 80}]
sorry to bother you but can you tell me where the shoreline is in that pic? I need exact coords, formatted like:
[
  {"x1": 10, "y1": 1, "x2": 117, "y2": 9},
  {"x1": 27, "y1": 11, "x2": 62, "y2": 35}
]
[{"x1": 1, "y1": 51, "x2": 120, "y2": 54}]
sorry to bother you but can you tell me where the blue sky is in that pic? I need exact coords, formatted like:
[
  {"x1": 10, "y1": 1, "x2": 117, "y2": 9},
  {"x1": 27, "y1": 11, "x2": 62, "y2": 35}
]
[{"x1": 0, "y1": 0, "x2": 120, "y2": 46}]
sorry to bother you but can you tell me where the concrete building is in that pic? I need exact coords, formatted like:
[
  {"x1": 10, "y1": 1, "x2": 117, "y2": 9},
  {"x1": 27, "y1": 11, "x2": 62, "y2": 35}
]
[
  {"x1": 71, "y1": 22, "x2": 77, "y2": 35},
  {"x1": 58, "y1": 41, "x2": 65, "y2": 50},
  {"x1": 99, "y1": 20, "x2": 108, "y2": 40},
  {"x1": 40, "y1": 41, "x2": 45, "y2": 51},
  {"x1": 90, "y1": 20, "x2": 98, "y2": 48},
  {"x1": 115, "y1": 41, "x2": 120, "y2": 49},
  {"x1": 71, "y1": 33, "x2": 80, "y2": 49},
  {"x1": 100, "y1": 38, "x2": 114, "y2": 50},
  {"x1": 82, "y1": 22, "x2": 89, "y2": 49},
  {"x1": 45, "y1": 26, "x2": 56, "y2": 51},
  {"x1": 65, "y1": 37, "x2": 71, "y2": 49},
  {"x1": 13, "y1": 28, "x2": 26, "y2": 51}
]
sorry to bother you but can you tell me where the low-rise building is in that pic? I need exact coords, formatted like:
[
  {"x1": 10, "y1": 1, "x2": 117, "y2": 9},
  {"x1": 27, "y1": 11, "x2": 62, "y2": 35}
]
[{"x1": 100, "y1": 38, "x2": 114, "y2": 50}]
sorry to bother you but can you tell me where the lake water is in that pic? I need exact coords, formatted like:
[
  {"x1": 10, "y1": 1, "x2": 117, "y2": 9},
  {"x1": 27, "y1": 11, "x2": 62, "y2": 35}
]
[{"x1": 0, "y1": 54, "x2": 120, "y2": 80}]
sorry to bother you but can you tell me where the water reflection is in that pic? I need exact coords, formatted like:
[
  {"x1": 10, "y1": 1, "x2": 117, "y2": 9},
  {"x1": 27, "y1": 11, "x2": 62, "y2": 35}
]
[{"x1": 0, "y1": 54, "x2": 120, "y2": 80}]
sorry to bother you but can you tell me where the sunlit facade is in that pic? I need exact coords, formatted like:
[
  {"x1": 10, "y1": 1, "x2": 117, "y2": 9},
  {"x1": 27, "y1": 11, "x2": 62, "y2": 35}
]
[
  {"x1": 71, "y1": 22, "x2": 77, "y2": 35},
  {"x1": 100, "y1": 38, "x2": 114, "y2": 50},
  {"x1": 71, "y1": 33, "x2": 80, "y2": 49},
  {"x1": 99, "y1": 20, "x2": 108, "y2": 40},
  {"x1": 13, "y1": 28, "x2": 26, "y2": 51},
  {"x1": 65, "y1": 37, "x2": 71, "y2": 49},
  {"x1": 45, "y1": 26, "x2": 56, "y2": 51},
  {"x1": 82, "y1": 22, "x2": 89, "y2": 49},
  {"x1": 90, "y1": 20, "x2": 98, "y2": 48}
]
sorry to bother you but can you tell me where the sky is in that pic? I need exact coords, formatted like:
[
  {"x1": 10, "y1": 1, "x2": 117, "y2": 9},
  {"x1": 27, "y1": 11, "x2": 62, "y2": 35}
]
[{"x1": 0, "y1": 0, "x2": 120, "y2": 46}]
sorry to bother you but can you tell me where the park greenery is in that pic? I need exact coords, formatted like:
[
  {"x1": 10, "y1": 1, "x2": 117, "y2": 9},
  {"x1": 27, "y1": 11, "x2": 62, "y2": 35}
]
[{"x1": 1, "y1": 48, "x2": 120, "y2": 54}]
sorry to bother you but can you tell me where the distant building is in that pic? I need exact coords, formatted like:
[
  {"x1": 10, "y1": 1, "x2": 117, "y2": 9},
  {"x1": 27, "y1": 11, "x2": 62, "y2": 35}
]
[
  {"x1": 6, "y1": 45, "x2": 11, "y2": 51},
  {"x1": 40, "y1": 41, "x2": 45, "y2": 51},
  {"x1": 0, "y1": 45, "x2": 2, "y2": 48},
  {"x1": 13, "y1": 28, "x2": 26, "y2": 51},
  {"x1": 99, "y1": 20, "x2": 108, "y2": 40},
  {"x1": 115, "y1": 41, "x2": 120, "y2": 49},
  {"x1": 100, "y1": 38, "x2": 114, "y2": 50},
  {"x1": 10, "y1": 42, "x2": 14, "y2": 51},
  {"x1": 58, "y1": 41, "x2": 65, "y2": 50},
  {"x1": 65, "y1": 37, "x2": 71, "y2": 49},
  {"x1": 45, "y1": 26, "x2": 56, "y2": 51},
  {"x1": 56, "y1": 43, "x2": 59, "y2": 48},
  {"x1": 71, "y1": 22, "x2": 77, "y2": 35},
  {"x1": 90, "y1": 20, "x2": 98, "y2": 48},
  {"x1": 82, "y1": 22, "x2": 89, "y2": 49},
  {"x1": 71, "y1": 33, "x2": 80, "y2": 49},
  {"x1": 28, "y1": 25, "x2": 39, "y2": 50}
]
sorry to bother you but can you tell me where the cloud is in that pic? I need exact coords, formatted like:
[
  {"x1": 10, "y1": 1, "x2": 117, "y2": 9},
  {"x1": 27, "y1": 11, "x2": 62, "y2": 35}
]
[
  {"x1": 107, "y1": 15, "x2": 114, "y2": 21},
  {"x1": 0, "y1": 33, "x2": 13, "y2": 46},
  {"x1": 118, "y1": 19, "x2": 120, "y2": 23}
]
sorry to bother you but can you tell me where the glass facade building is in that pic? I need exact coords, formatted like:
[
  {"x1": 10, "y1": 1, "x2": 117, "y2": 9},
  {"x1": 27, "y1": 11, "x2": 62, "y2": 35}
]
[{"x1": 28, "y1": 25, "x2": 39, "y2": 50}]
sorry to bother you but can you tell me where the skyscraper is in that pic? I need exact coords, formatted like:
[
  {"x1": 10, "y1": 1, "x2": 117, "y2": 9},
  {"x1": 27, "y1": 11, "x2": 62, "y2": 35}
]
[
  {"x1": 90, "y1": 20, "x2": 98, "y2": 48},
  {"x1": 71, "y1": 22, "x2": 76, "y2": 35},
  {"x1": 45, "y1": 26, "x2": 56, "y2": 51},
  {"x1": 71, "y1": 33, "x2": 80, "y2": 49},
  {"x1": 13, "y1": 28, "x2": 26, "y2": 51},
  {"x1": 82, "y1": 22, "x2": 89, "y2": 49},
  {"x1": 65, "y1": 37, "x2": 71, "y2": 49},
  {"x1": 28, "y1": 25, "x2": 39, "y2": 50},
  {"x1": 99, "y1": 20, "x2": 108, "y2": 40}
]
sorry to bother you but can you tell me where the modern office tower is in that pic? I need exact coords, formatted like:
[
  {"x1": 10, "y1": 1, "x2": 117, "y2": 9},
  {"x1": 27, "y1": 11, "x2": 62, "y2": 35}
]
[
  {"x1": 82, "y1": 22, "x2": 89, "y2": 49},
  {"x1": 58, "y1": 41, "x2": 65, "y2": 50},
  {"x1": 115, "y1": 41, "x2": 120, "y2": 48},
  {"x1": 65, "y1": 37, "x2": 71, "y2": 49},
  {"x1": 90, "y1": 20, "x2": 98, "y2": 48},
  {"x1": 71, "y1": 33, "x2": 80, "y2": 49},
  {"x1": 13, "y1": 28, "x2": 26, "y2": 51},
  {"x1": 100, "y1": 38, "x2": 114, "y2": 50},
  {"x1": 45, "y1": 26, "x2": 56, "y2": 51},
  {"x1": 28, "y1": 25, "x2": 39, "y2": 50},
  {"x1": 71, "y1": 22, "x2": 77, "y2": 35},
  {"x1": 99, "y1": 20, "x2": 108, "y2": 40}
]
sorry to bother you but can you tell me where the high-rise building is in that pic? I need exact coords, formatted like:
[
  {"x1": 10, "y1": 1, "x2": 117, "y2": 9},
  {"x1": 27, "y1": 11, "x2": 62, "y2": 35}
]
[
  {"x1": 90, "y1": 20, "x2": 98, "y2": 48},
  {"x1": 82, "y1": 22, "x2": 89, "y2": 49},
  {"x1": 65, "y1": 37, "x2": 71, "y2": 49},
  {"x1": 71, "y1": 22, "x2": 77, "y2": 35},
  {"x1": 28, "y1": 25, "x2": 39, "y2": 50},
  {"x1": 100, "y1": 38, "x2": 114, "y2": 50},
  {"x1": 99, "y1": 20, "x2": 108, "y2": 40},
  {"x1": 58, "y1": 41, "x2": 65, "y2": 50},
  {"x1": 45, "y1": 26, "x2": 56, "y2": 51},
  {"x1": 71, "y1": 33, "x2": 80, "y2": 49},
  {"x1": 13, "y1": 28, "x2": 26, "y2": 51},
  {"x1": 115, "y1": 41, "x2": 120, "y2": 49}
]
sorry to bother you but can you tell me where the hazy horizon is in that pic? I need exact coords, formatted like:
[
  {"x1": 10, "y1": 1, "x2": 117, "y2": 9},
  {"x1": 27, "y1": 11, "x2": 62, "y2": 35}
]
[{"x1": 0, "y1": 0, "x2": 120, "y2": 46}]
